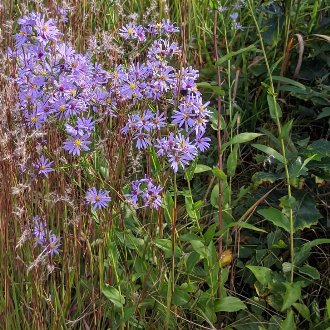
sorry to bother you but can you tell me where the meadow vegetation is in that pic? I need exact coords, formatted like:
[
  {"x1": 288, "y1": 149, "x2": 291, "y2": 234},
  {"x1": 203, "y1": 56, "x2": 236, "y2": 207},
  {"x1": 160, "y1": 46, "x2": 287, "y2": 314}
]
[{"x1": 0, "y1": 0, "x2": 329, "y2": 329}]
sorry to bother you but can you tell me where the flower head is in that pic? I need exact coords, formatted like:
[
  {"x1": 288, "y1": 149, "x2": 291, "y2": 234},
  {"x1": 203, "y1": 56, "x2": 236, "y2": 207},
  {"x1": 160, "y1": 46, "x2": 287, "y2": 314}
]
[{"x1": 85, "y1": 187, "x2": 111, "y2": 210}]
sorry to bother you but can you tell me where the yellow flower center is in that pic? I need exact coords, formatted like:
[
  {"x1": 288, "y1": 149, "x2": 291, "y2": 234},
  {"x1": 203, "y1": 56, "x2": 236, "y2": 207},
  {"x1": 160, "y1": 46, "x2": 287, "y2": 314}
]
[
  {"x1": 42, "y1": 25, "x2": 48, "y2": 32},
  {"x1": 40, "y1": 165, "x2": 46, "y2": 170},
  {"x1": 127, "y1": 28, "x2": 134, "y2": 35},
  {"x1": 59, "y1": 105, "x2": 66, "y2": 112},
  {"x1": 19, "y1": 31, "x2": 25, "y2": 36},
  {"x1": 31, "y1": 83, "x2": 37, "y2": 89},
  {"x1": 74, "y1": 139, "x2": 81, "y2": 147},
  {"x1": 95, "y1": 195, "x2": 101, "y2": 202},
  {"x1": 106, "y1": 98, "x2": 111, "y2": 104},
  {"x1": 31, "y1": 117, "x2": 38, "y2": 123},
  {"x1": 129, "y1": 82, "x2": 136, "y2": 90},
  {"x1": 70, "y1": 89, "x2": 76, "y2": 96}
]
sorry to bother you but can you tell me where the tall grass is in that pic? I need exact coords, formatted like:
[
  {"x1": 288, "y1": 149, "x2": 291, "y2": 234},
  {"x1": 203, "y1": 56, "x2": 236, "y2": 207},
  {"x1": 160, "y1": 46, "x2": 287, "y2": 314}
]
[{"x1": 1, "y1": 0, "x2": 329, "y2": 329}]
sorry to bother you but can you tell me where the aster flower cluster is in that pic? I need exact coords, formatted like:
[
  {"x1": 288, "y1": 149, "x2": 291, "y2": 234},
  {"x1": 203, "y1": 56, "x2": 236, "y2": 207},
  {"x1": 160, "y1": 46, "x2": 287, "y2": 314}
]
[
  {"x1": 10, "y1": 12, "x2": 112, "y2": 157},
  {"x1": 31, "y1": 216, "x2": 61, "y2": 256},
  {"x1": 118, "y1": 24, "x2": 211, "y2": 173},
  {"x1": 10, "y1": 12, "x2": 212, "y2": 215},
  {"x1": 126, "y1": 177, "x2": 162, "y2": 209},
  {"x1": 217, "y1": 1, "x2": 245, "y2": 30}
]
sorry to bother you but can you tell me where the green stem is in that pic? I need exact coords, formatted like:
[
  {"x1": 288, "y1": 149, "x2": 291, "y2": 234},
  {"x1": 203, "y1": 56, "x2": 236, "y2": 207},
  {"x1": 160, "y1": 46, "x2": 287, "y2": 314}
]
[{"x1": 247, "y1": 0, "x2": 295, "y2": 282}]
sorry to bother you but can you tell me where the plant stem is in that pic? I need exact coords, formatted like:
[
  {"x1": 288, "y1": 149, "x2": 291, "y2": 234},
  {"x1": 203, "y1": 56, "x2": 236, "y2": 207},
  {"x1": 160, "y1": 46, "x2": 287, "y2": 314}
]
[{"x1": 247, "y1": 0, "x2": 295, "y2": 282}]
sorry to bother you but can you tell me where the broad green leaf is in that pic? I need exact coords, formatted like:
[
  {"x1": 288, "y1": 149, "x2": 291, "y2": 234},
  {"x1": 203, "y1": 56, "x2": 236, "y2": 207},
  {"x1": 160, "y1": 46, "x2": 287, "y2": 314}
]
[
  {"x1": 281, "y1": 310, "x2": 296, "y2": 330},
  {"x1": 215, "y1": 44, "x2": 257, "y2": 66},
  {"x1": 293, "y1": 191, "x2": 322, "y2": 232},
  {"x1": 190, "y1": 240, "x2": 208, "y2": 258},
  {"x1": 173, "y1": 288, "x2": 190, "y2": 306},
  {"x1": 227, "y1": 145, "x2": 238, "y2": 177},
  {"x1": 185, "y1": 196, "x2": 197, "y2": 220},
  {"x1": 258, "y1": 207, "x2": 290, "y2": 232},
  {"x1": 246, "y1": 265, "x2": 272, "y2": 286},
  {"x1": 102, "y1": 286, "x2": 125, "y2": 308},
  {"x1": 154, "y1": 238, "x2": 182, "y2": 258},
  {"x1": 292, "y1": 303, "x2": 310, "y2": 321},
  {"x1": 272, "y1": 76, "x2": 306, "y2": 90},
  {"x1": 306, "y1": 139, "x2": 330, "y2": 159},
  {"x1": 289, "y1": 157, "x2": 308, "y2": 178},
  {"x1": 223, "y1": 133, "x2": 263, "y2": 150},
  {"x1": 298, "y1": 264, "x2": 320, "y2": 280},
  {"x1": 267, "y1": 94, "x2": 282, "y2": 120},
  {"x1": 252, "y1": 143, "x2": 285, "y2": 163},
  {"x1": 214, "y1": 296, "x2": 247, "y2": 312},
  {"x1": 194, "y1": 164, "x2": 212, "y2": 174},
  {"x1": 252, "y1": 171, "x2": 284, "y2": 188},
  {"x1": 282, "y1": 281, "x2": 302, "y2": 311}
]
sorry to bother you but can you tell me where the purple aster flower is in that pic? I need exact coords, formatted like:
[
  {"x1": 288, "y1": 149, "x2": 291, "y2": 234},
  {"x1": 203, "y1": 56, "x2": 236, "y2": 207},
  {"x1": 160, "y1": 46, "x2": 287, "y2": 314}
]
[
  {"x1": 194, "y1": 133, "x2": 211, "y2": 152},
  {"x1": 230, "y1": 12, "x2": 239, "y2": 20},
  {"x1": 126, "y1": 177, "x2": 162, "y2": 209},
  {"x1": 45, "y1": 233, "x2": 61, "y2": 256},
  {"x1": 119, "y1": 23, "x2": 145, "y2": 41},
  {"x1": 33, "y1": 155, "x2": 54, "y2": 176},
  {"x1": 32, "y1": 216, "x2": 48, "y2": 246},
  {"x1": 63, "y1": 135, "x2": 91, "y2": 156},
  {"x1": 35, "y1": 15, "x2": 61, "y2": 42},
  {"x1": 85, "y1": 187, "x2": 111, "y2": 210}
]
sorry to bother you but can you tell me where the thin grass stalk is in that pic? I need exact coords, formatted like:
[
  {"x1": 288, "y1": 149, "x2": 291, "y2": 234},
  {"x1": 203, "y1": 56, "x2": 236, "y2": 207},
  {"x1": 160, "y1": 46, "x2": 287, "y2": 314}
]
[
  {"x1": 213, "y1": 9, "x2": 224, "y2": 328},
  {"x1": 247, "y1": 0, "x2": 295, "y2": 282}
]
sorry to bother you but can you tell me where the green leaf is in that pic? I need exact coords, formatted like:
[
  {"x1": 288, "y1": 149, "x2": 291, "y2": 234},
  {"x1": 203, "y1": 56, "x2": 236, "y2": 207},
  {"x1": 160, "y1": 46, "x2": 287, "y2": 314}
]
[
  {"x1": 214, "y1": 296, "x2": 247, "y2": 312},
  {"x1": 102, "y1": 286, "x2": 125, "y2": 308},
  {"x1": 190, "y1": 240, "x2": 208, "y2": 258},
  {"x1": 149, "y1": 146, "x2": 161, "y2": 173},
  {"x1": 282, "y1": 282, "x2": 302, "y2": 311},
  {"x1": 272, "y1": 76, "x2": 306, "y2": 90},
  {"x1": 210, "y1": 183, "x2": 219, "y2": 209},
  {"x1": 267, "y1": 94, "x2": 282, "y2": 120},
  {"x1": 194, "y1": 164, "x2": 212, "y2": 174},
  {"x1": 292, "y1": 303, "x2": 310, "y2": 321},
  {"x1": 316, "y1": 107, "x2": 330, "y2": 120},
  {"x1": 215, "y1": 44, "x2": 257, "y2": 66},
  {"x1": 295, "y1": 239, "x2": 330, "y2": 266},
  {"x1": 306, "y1": 139, "x2": 330, "y2": 159},
  {"x1": 227, "y1": 145, "x2": 238, "y2": 177},
  {"x1": 154, "y1": 239, "x2": 182, "y2": 258},
  {"x1": 252, "y1": 171, "x2": 284, "y2": 187},
  {"x1": 185, "y1": 159, "x2": 197, "y2": 181},
  {"x1": 163, "y1": 191, "x2": 174, "y2": 223},
  {"x1": 173, "y1": 288, "x2": 190, "y2": 306},
  {"x1": 246, "y1": 265, "x2": 272, "y2": 286},
  {"x1": 293, "y1": 191, "x2": 322, "y2": 232},
  {"x1": 280, "y1": 120, "x2": 294, "y2": 139},
  {"x1": 185, "y1": 196, "x2": 197, "y2": 220},
  {"x1": 281, "y1": 310, "x2": 296, "y2": 330},
  {"x1": 252, "y1": 143, "x2": 285, "y2": 163},
  {"x1": 258, "y1": 208, "x2": 290, "y2": 232},
  {"x1": 228, "y1": 221, "x2": 267, "y2": 233},
  {"x1": 212, "y1": 167, "x2": 227, "y2": 180},
  {"x1": 223, "y1": 133, "x2": 263, "y2": 150},
  {"x1": 298, "y1": 264, "x2": 320, "y2": 280},
  {"x1": 196, "y1": 81, "x2": 225, "y2": 96}
]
